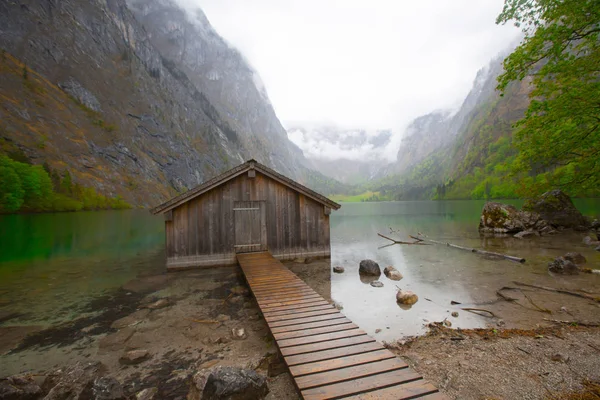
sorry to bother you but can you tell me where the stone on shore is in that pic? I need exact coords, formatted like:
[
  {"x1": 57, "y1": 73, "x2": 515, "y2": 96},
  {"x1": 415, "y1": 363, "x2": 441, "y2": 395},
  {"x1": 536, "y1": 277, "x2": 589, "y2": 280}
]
[
  {"x1": 188, "y1": 367, "x2": 268, "y2": 400},
  {"x1": 119, "y1": 349, "x2": 150, "y2": 365},
  {"x1": 396, "y1": 290, "x2": 418, "y2": 305},
  {"x1": 370, "y1": 281, "x2": 384, "y2": 288},
  {"x1": 383, "y1": 266, "x2": 403, "y2": 281},
  {"x1": 0, "y1": 375, "x2": 42, "y2": 400},
  {"x1": 479, "y1": 202, "x2": 526, "y2": 233},
  {"x1": 92, "y1": 376, "x2": 125, "y2": 400},
  {"x1": 333, "y1": 266, "x2": 345, "y2": 273},
  {"x1": 359, "y1": 260, "x2": 381, "y2": 276}
]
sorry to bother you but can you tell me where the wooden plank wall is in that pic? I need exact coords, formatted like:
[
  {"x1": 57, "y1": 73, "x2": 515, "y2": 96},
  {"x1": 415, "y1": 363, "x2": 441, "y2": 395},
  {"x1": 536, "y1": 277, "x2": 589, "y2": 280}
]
[{"x1": 165, "y1": 171, "x2": 331, "y2": 269}]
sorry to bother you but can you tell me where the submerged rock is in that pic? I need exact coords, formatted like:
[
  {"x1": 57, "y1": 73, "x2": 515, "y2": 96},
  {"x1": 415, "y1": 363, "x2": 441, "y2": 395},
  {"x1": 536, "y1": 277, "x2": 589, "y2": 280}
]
[
  {"x1": 359, "y1": 260, "x2": 381, "y2": 276},
  {"x1": 383, "y1": 266, "x2": 403, "y2": 281},
  {"x1": 333, "y1": 266, "x2": 345, "y2": 273},
  {"x1": 523, "y1": 190, "x2": 588, "y2": 229},
  {"x1": 370, "y1": 281, "x2": 384, "y2": 288},
  {"x1": 396, "y1": 290, "x2": 418, "y2": 305},
  {"x1": 514, "y1": 229, "x2": 539, "y2": 239},
  {"x1": 189, "y1": 367, "x2": 268, "y2": 400},
  {"x1": 548, "y1": 257, "x2": 579, "y2": 275}
]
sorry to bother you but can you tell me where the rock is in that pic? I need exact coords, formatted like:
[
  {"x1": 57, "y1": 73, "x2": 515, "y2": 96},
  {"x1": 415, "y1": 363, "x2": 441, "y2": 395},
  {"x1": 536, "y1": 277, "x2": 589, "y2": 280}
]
[
  {"x1": 383, "y1": 266, "x2": 403, "y2": 281},
  {"x1": 513, "y1": 229, "x2": 539, "y2": 239},
  {"x1": 563, "y1": 252, "x2": 586, "y2": 265},
  {"x1": 550, "y1": 353, "x2": 568, "y2": 363},
  {"x1": 136, "y1": 387, "x2": 158, "y2": 400},
  {"x1": 189, "y1": 367, "x2": 269, "y2": 400},
  {"x1": 396, "y1": 290, "x2": 418, "y2": 305},
  {"x1": 141, "y1": 298, "x2": 171, "y2": 310},
  {"x1": 111, "y1": 309, "x2": 150, "y2": 329},
  {"x1": 497, "y1": 319, "x2": 506, "y2": 327},
  {"x1": 92, "y1": 377, "x2": 125, "y2": 400},
  {"x1": 256, "y1": 350, "x2": 286, "y2": 378},
  {"x1": 596, "y1": 246, "x2": 600, "y2": 252},
  {"x1": 548, "y1": 257, "x2": 579, "y2": 275},
  {"x1": 443, "y1": 319, "x2": 452, "y2": 327},
  {"x1": 230, "y1": 286, "x2": 249, "y2": 296},
  {"x1": 216, "y1": 314, "x2": 231, "y2": 322},
  {"x1": 359, "y1": 260, "x2": 381, "y2": 276},
  {"x1": 0, "y1": 375, "x2": 42, "y2": 400},
  {"x1": 59, "y1": 78, "x2": 102, "y2": 112},
  {"x1": 333, "y1": 266, "x2": 345, "y2": 273},
  {"x1": 522, "y1": 190, "x2": 587, "y2": 229},
  {"x1": 583, "y1": 236, "x2": 600, "y2": 245},
  {"x1": 304, "y1": 257, "x2": 313, "y2": 264},
  {"x1": 451, "y1": 311, "x2": 459, "y2": 318},
  {"x1": 119, "y1": 349, "x2": 150, "y2": 365},
  {"x1": 478, "y1": 202, "x2": 527, "y2": 233},
  {"x1": 370, "y1": 281, "x2": 384, "y2": 288},
  {"x1": 98, "y1": 327, "x2": 136, "y2": 351},
  {"x1": 231, "y1": 328, "x2": 247, "y2": 340},
  {"x1": 375, "y1": 329, "x2": 382, "y2": 334},
  {"x1": 43, "y1": 362, "x2": 106, "y2": 400}
]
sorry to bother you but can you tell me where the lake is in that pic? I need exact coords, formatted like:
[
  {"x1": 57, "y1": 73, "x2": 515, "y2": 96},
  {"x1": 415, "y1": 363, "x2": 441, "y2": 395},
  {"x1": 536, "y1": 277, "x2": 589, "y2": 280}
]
[{"x1": 1, "y1": 200, "x2": 599, "y2": 346}]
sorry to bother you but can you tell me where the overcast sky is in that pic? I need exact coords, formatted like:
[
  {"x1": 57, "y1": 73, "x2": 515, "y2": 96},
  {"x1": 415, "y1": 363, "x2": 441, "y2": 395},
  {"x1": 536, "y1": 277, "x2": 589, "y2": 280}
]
[{"x1": 177, "y1": 0, "x2": 521, "y2": 160}]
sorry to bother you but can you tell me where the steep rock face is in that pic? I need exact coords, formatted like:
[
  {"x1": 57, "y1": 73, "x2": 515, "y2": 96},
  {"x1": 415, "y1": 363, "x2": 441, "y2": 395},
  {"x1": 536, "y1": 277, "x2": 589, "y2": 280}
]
[
  {"x1": 393, "y1": 58, "x2": 505, "y2": 177},
  {"x1": 126, "y1": 0, "x2": 306, "y2": 177},
  {"x1": 0, "y1": 0, "x2": 305, "y2": 206}
]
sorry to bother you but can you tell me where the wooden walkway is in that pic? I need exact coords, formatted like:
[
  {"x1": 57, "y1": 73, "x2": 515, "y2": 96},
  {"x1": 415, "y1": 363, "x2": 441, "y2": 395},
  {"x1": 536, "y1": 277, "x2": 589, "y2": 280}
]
[{"x1": 237, "y1": 252, "x2": 448, "y2": 400}]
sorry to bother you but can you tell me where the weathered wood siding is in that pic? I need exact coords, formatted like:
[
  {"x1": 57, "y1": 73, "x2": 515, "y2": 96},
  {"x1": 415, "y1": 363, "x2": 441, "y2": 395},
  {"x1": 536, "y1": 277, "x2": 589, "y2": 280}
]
[{"x1": 165, "y1": 171, "x2": 331, "y2": 270}]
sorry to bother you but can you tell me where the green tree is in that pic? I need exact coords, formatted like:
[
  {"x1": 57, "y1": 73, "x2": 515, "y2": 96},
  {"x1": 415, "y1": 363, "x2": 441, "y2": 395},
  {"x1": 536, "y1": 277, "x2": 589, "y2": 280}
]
[
  {"x1": 0, "y1": 165, "x2": 24, "y2": 212},
  {"x1": 496, "y1": 0, "x2": 600, "y2": 195}
]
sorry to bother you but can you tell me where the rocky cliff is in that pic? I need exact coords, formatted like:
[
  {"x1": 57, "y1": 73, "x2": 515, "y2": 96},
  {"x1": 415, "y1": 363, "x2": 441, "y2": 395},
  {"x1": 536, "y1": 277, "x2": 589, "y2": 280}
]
[{"x1": 0, "y1": 0, "x2": 307, "y2": 206}]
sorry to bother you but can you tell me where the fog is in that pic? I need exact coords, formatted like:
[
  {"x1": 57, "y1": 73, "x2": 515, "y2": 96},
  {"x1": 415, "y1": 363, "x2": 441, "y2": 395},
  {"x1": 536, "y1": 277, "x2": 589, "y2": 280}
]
[{"x1": 177, "y1": 0, "x2": 521, "y2": 160}]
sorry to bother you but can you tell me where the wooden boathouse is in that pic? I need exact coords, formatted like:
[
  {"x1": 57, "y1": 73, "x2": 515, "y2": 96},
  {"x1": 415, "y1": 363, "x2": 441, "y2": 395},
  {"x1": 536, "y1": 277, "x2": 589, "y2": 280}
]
[{"x1": 151, "y1": 160, "x2": 341, "y2": 270}]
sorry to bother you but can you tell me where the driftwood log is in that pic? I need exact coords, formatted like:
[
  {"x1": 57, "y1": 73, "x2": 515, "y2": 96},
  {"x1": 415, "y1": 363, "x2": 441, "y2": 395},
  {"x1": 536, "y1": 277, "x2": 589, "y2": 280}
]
[
  {"x1": 513, "y1": 281, "x2": 600, "y2": 303},
  {"x1": 410, "y1": 235, "x2": 525, "y2": 263}
]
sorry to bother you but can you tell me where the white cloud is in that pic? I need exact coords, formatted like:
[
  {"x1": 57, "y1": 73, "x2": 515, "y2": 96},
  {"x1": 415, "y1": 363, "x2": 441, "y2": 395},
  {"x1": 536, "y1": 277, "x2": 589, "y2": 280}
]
[{"x1": 176, "y1": 0, "x2": 521, "y2": 158}]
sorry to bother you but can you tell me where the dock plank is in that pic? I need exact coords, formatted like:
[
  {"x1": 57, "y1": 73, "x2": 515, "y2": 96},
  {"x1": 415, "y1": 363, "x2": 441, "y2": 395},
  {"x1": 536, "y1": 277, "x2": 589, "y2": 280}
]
[{"x1": 237, "y1": 252, "x2": 448, "y2": 400}]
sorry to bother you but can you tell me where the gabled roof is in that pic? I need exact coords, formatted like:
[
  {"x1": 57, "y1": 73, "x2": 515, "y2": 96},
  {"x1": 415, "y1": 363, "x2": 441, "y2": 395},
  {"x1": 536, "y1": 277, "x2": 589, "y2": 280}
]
[{"x1": 150, "y1": 159, "x2": 341, "y2": 214}]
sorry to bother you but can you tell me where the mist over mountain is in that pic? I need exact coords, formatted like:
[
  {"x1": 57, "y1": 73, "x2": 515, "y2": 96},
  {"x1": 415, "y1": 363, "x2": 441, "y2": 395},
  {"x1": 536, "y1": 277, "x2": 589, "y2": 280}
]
[{"x1": 286, "y1": 126, "x2": 393, "y2": 184}]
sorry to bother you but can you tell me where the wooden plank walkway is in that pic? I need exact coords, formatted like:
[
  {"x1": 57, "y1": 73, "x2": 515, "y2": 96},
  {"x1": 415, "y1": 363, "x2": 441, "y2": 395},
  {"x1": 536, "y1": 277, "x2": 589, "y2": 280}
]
[{"x1": 237, "y1": 251, "x2": 448, "y2": 400}]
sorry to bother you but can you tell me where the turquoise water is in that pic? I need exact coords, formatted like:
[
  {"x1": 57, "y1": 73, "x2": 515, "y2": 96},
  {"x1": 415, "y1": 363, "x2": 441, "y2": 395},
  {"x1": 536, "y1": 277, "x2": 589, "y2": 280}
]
[{"x1": 1, "y1": 200, "x2": 599, "y2": 337}]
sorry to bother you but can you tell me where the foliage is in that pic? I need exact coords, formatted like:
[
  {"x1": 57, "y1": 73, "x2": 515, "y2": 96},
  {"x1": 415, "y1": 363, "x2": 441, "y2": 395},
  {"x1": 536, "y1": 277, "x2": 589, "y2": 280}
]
[
  {"x1": 0, "y1": 155, "x2": 131, "y2": 213},
  {"x1": 496, "y1": 0, "x2": 600, "y2": 195}
]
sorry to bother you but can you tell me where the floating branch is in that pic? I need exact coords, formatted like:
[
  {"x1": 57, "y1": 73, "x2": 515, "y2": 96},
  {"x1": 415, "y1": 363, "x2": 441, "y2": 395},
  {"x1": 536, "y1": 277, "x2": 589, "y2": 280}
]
[
  {"x1": 513, "y1": 281, "x2": 600, "y2": 303},
  {"x1": 410, "y1": 235, "x2": 525, "y2": 263},
  {"x1": 377, "y1": 233, "x2": 430, "y2": 245}
]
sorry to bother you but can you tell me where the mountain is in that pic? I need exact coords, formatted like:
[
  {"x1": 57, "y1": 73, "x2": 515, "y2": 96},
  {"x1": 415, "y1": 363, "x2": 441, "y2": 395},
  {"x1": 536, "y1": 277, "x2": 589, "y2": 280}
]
[
  {"x1": 287, "y1": 126, "x2": 392, "y2": 185},
  {"x1": 0, "y1": 0, "x2": 309, "y2": 207},
  {"x1": 368, "y1": 53, "x2": 532, "y2": 200}
]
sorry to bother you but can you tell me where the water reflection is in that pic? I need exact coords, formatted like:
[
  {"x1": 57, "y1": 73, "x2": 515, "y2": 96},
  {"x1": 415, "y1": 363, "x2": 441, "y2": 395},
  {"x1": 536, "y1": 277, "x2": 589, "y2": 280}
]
[{"x1": 330, "y1": 200, "x2": 600, "y2": 341}]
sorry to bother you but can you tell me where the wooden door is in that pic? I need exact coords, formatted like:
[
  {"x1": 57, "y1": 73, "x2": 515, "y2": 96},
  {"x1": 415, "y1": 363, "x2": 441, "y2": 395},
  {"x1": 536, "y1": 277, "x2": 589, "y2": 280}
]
[{"x1": 234, "y1": 201, "x2": 267, "y2": 253}]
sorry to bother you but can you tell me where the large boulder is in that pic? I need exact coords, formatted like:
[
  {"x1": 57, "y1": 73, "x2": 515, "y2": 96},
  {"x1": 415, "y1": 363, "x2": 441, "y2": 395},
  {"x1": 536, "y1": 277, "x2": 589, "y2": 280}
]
[
  {"x1": 189, "y1": 367, "x2": 268, "y2": 400},
  {"x1": 478, "y1": 203, "x2": 527, "y2": 233},
  {"x1": 359, "y1": 260, "x2": 381, "y2": 276},
  {"x1": 523, "y1": 190, "x2": 588, "y2": 229}
]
